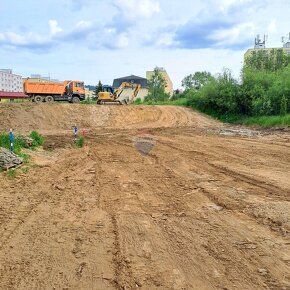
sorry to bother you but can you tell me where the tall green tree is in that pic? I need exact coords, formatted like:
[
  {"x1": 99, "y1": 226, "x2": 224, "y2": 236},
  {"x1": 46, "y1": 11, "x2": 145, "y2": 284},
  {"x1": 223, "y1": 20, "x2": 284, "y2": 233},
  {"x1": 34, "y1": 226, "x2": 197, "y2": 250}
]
[
  {"x1": 95, "y1": 80, "x2": 103, "y2": 99},
  {"x1": 182, "y1": 71, "x2": 212, "y2": 90},
  {"x1": 245, "y1": 49, "x2": 290, "y2": 71},
  {"x1": 146, "y1": 68, "x2": 168, "y2": 101}
]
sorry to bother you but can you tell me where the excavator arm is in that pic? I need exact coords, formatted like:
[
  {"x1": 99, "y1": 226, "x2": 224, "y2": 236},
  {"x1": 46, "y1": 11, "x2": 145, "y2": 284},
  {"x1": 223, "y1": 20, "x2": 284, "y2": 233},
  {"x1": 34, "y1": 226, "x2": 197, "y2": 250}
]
[
  {"x1": 130, "y1": 84, "x2": 141, "y2": 102},
  {"x1": 98, "y1": 82, "x2": 141, "y2": 104},
  {"x1": 113, "y1": 82, "x2": 132, "y2": 100}
]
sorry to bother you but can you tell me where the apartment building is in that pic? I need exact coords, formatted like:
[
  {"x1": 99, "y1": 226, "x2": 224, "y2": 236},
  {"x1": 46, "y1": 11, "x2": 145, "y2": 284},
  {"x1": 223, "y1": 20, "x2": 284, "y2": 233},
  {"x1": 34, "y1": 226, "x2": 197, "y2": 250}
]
[{"x1": 0, "y1": 69, "x2": 22, "y2": 92}]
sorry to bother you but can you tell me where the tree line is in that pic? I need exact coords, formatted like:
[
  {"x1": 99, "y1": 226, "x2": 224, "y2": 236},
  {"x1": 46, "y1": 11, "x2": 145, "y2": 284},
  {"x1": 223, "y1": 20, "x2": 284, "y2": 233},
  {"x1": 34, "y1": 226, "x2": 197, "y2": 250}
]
[
  {"x1": 94, "y1": 49, "x2": 290, "y2": 118},
  {"x1": 145, "y1": 49, "x2": 290, "y2": 117}
]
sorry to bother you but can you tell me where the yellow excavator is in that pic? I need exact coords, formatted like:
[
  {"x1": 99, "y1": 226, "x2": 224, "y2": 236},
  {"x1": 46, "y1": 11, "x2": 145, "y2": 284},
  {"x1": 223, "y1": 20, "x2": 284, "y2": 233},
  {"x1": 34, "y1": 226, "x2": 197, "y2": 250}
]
[{"x1": 97, "y1": 82, "x2": 141, "y2": 105}]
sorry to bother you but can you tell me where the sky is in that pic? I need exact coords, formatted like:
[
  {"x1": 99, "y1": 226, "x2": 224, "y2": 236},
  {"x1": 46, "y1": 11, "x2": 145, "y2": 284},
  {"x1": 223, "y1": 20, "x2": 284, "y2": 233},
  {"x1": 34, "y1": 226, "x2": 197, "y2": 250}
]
[{"x1": 0, "y1": 0, "x2": 289, "y2": 88}]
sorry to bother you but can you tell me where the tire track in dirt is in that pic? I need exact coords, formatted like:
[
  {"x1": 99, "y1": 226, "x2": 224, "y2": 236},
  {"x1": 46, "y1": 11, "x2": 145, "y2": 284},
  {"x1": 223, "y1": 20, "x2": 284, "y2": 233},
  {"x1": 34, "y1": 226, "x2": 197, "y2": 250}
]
[
  {"x1": 85, "y1": 132, "x2": 290, "y2": 289},
  {"x1": 1, "y1": 105, "x2": 290, "y2": 289}
]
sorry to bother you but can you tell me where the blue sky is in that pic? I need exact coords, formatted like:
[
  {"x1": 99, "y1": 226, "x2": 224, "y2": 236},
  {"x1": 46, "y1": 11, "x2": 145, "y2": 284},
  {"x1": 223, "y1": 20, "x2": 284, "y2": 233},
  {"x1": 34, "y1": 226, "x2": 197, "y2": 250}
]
[{"x1": 0, "y1": 0, "x2": 289, "y2": 87}]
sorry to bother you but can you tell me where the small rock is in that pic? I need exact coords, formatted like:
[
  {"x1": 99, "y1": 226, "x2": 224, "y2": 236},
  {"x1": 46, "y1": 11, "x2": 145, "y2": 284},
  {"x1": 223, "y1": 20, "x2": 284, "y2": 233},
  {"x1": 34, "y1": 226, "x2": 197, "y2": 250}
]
[
  {"x1": 77, "y1": 262, "x2": 86, "y2": 276},
  {"x1": 136, "y1": 281, "x2": 142, "y2": 287},
  {"x1": 125, "y1": 257, "x2": 131, "y2": 264},
  {"x1": 55, "y1": 185, "x2": 65, "y2": 191},
  {"x1": 151, "y1": 213, "x2": 162, "y2": 219},
  {"x1": 258, "y1": 268, "x2": 268, "y2": 276}
]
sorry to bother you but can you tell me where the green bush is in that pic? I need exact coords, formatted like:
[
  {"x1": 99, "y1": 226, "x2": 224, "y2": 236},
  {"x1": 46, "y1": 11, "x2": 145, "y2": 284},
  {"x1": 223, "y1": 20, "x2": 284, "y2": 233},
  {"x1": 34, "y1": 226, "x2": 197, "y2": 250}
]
[
  {"x1": 30, "y1": 131, "x2": 44, "y2": 146},
  {"x1": 75, "y1": 136, "x2": 84, "y2": 148},
  {"x1": 280, "y1": 95, "x2": 288, "y2": 116},
  {"x1": 0, "y1": 132, "x2": 26, "y2": 154},
  {"x1": 133, "y1": 98, "x2": 142, "y2": 105},
  {"x1": 0, "y1": 131, "x2": 44, "y2": 155}
]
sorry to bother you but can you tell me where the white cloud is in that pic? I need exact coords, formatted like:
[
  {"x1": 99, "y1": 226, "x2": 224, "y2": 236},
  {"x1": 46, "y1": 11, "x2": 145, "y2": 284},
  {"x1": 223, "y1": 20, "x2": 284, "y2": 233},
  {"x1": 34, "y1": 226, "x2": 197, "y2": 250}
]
[
  {"x1": 4, "y1": 32, "x2": 26, "y2": 45},
  {"x1": 267, "y1": 19, "x2": 277, "y2": 34},
  {"x1": 76, "y1": 20, "x2": 92, "y2": 29},
  {"x1": 0, "y1": 31, "x2": 51, "y2": 48},
  {"x1": 0, "y1": 20, "x2": 63, "y2": 50},
  {"x1": 210, "y1": 22, "x2": 255, "y2": 47},
  {"x1": 115, "y1": 33, "x2": 129, "y2": 48},
  {"x1": 218, "y1": 0, "x2": 253, "y2": 12},
  {"x1": 114, "y1": 0, "x2": 160, "y2": 19},
  {"x1": 49, "y1": 20, "x2": 63, "y2": 35},
  {"x1": 156, "y1": 33, "x2": 177, "y2": 47}
]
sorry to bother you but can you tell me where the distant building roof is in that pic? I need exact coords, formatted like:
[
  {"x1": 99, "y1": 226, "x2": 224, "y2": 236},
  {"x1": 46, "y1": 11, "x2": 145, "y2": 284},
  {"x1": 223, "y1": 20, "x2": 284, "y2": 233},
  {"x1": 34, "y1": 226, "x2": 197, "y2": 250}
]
[
  {"x1": 113, "y1": 75, "x2": 147, "y2": 88},
  {"x1": 0, "y1": 92, "x2": 28, "y2": 99}
]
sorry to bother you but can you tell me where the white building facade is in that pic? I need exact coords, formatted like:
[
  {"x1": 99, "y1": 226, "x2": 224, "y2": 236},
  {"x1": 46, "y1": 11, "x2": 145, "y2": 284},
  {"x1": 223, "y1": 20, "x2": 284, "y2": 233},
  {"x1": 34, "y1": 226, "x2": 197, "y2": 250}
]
[{"x1": 0, "y1": 69, "x2": 23, "y2": 92}]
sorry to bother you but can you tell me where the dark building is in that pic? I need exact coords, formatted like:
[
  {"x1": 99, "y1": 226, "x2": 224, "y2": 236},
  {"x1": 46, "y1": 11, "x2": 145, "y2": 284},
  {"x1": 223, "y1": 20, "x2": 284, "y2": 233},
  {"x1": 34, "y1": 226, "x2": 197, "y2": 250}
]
[{"x1": 113, "y1": 75, "x2": 147, "y2": 89}]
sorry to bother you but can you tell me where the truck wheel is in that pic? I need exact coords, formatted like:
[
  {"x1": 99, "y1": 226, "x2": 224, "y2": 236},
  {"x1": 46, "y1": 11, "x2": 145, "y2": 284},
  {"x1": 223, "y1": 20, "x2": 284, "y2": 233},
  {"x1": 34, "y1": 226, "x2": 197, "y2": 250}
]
[
  {"x1": 45, "y1": 96, "x2": 54, "y2": 103},
  {"x1": 34, "y1": 95, "x2": 43, "y2": 103},
  {"x1": 72, "y1": 96, "x2": 80, "y2": 103}
]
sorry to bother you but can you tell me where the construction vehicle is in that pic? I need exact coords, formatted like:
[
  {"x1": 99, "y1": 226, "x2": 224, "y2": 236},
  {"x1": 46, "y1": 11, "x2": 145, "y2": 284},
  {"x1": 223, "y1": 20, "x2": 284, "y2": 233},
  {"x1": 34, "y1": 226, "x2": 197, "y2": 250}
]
[
  {"x1": 97, "y1": 82, "x2": 141, "y2": 105},
  {"x1": 23, "y1": 80, "x2": 86, "y2": 103}
]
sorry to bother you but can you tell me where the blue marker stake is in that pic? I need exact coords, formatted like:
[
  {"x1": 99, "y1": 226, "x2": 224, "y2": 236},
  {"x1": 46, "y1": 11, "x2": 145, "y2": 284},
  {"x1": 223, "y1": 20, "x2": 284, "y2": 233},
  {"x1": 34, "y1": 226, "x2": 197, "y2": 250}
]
[
  {"x1": 9, "y1": 128, "x2": 14, "y2": 153},
  {"x1": 73, "y1": 125, "x2": 78, "y2": 143}
]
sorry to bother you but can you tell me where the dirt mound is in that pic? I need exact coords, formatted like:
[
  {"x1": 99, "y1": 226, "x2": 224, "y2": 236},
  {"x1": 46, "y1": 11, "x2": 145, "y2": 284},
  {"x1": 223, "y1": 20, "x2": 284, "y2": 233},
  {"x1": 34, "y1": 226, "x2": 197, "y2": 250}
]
[
  {"x1": 0, "y1": 127, "x2": 290, "y2": 289},
  {"x1": 0, "y1": 103, "x2": 221, "y2": 133},
  {"x1": 1, "y1": 103, "x2": 289, "y2": 289}
]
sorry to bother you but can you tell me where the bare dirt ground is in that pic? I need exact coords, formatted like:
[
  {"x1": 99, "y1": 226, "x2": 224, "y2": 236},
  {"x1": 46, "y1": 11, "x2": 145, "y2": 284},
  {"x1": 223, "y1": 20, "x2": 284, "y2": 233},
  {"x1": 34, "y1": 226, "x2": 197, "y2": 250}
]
[{"x1": 0, "y1": 104, "x2": 290, "y2": 290}]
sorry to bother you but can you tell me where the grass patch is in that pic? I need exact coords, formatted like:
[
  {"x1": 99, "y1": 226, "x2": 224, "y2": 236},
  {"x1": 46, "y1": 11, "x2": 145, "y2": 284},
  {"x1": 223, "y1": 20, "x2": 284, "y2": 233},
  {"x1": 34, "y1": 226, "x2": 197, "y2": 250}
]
[
  {"x1": 0, "y1": 131, "x2": 44, "y2": 155},
  {"x1": 21, "y1": 167, "x2": 29, "y2": 174},
  {"x1": 30, "y1": 131, "x2": 44, "y2": 146},
  {"x1": 7, "y1": 168, "x2": 16, "y2": 179},
  {"x1": 81, "y1": 99, "x2": 97, "y2": 104},
  {"x1": 75, "y1": 136, "x2": 84, "y2": 148},
  {"x1": 232, "y1": 114, "x2": 290, "y2": 127},
  {"x1": 135, "y1": 98, "x2": 188, "y2": 106},
  {"x1": 0, "y1": 132, "x2": 26, "y2": 155},
  {"x1": 18, "y1": 152, "x2": 30, "y2": 164}
]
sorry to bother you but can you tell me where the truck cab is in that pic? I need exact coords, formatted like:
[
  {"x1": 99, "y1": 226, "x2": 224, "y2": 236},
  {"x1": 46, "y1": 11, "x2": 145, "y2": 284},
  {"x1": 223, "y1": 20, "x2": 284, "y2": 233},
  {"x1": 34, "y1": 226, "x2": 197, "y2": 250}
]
[{"x1": 66, "y1": 81, "x2": 85, "y2": 102}]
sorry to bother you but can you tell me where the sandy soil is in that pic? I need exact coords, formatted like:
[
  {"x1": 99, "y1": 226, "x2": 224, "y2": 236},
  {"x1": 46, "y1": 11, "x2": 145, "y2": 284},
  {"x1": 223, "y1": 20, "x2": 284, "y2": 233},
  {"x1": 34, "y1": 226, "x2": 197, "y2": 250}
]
[{"x1": 0, "y1": 103, "x2": 290, "y2": 290}]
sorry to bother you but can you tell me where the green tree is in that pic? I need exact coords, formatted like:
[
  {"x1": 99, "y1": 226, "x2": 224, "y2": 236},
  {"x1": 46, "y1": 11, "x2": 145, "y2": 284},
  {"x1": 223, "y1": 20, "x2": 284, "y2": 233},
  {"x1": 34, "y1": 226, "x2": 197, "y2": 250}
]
[
  {"x1": 280, "y1": 95, "x2": 288, "y2": 116},
  {"x1": 182, "y1": 71, "x2": 212, "y2": 90},
  {"x1": 245, "y1": 49, "x2": 290, "y2": 71},
  {"x1": 146, "y1": 68, "x2": 168, "y2": 101},
  {"x1": 95, "y1": 80, "x2": 103, "y2": 100}
]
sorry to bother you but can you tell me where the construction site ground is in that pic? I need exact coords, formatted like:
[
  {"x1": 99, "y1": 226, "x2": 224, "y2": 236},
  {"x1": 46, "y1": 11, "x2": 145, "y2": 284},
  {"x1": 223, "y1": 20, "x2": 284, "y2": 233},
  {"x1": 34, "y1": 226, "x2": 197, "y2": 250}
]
[{"x1": 0, "y1": 103, "x2": 290, "y2": 290}]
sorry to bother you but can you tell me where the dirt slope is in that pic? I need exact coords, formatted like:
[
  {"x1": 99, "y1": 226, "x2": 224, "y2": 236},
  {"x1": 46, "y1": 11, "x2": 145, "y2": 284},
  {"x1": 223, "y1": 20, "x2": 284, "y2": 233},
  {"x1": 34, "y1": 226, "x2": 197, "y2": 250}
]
[
  {"x1": 0, "y1": 104, "x2": 290, "y2": 290},
  {"x1": 0, "y1": 103, "x2": 220, "y2": 133}
]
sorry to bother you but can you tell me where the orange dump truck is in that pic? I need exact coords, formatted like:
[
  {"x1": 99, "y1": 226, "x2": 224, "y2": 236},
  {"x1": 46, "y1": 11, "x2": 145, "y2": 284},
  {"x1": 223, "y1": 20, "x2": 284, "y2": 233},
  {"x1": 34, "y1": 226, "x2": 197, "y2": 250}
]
[{"x1": 23, "y1": 80, "x2": 85, "y2": 103}]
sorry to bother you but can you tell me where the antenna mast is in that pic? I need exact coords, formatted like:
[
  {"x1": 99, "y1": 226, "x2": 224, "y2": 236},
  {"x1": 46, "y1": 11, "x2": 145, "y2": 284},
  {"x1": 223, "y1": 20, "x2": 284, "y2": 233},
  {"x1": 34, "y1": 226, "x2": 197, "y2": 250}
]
[
  {"x1": 254, "y1": 34, "x2": 267, "y2": 49},
  {"x1": 282, "y1": 32, "x2": 290, "y2": 48}
]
